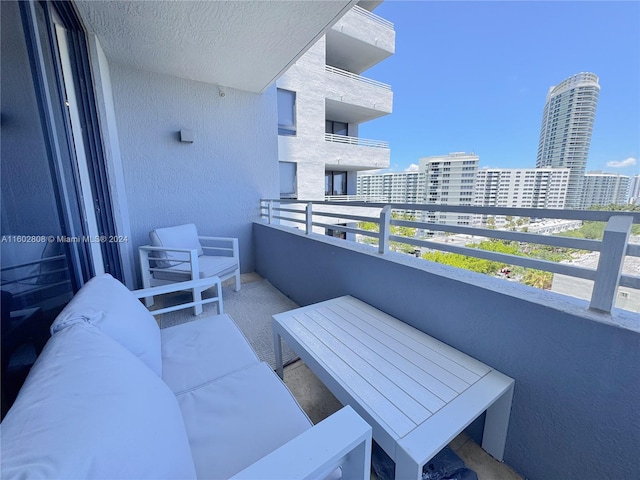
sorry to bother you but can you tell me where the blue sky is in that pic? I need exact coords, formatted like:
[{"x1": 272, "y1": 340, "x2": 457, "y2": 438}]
[{"x1": 359, "y1": 1, "x2": 640, "y2": 176}]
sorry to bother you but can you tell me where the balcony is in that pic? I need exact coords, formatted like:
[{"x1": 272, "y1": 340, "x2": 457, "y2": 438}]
[
  {"x1": 326, "y1": 5, "x2": 395, "y2": 74},
  {"x1": 255, "y1": 200, "x2": 639, "y2": 479},
  {"x1": 4, "y1": 1, "x2": 638, "y2": 478},
  {"x1": 325, "y1": 66, "x2": 393, "y2": 123},
  {"x1": 323, "y1": 133, "x2": 390, "y2": 170}
]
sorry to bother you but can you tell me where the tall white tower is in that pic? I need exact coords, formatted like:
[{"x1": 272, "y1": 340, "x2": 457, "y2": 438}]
[{"x1": 536, "y1": 72, "x2": 600, "y2": 208}]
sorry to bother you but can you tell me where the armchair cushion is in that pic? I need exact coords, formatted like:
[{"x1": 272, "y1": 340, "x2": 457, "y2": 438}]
[
  {"x1": 161, "y1": 314, "x2": 259, "y2": 393},
  {"x1": 153, "y1": 255, "x2": 238, "y2": 282},
  {"x1": 176, "y1": 362, "x2": 312, "y2": 479},
  {"x1": 150, "y1": 224, "x2": 203, "y2": 268},
  {"x1": 50, "y1": 274, "x2": 162, "y2": 376},
  {"x1": 0, "y1": 323, "x2": 196, "y2": 479}
]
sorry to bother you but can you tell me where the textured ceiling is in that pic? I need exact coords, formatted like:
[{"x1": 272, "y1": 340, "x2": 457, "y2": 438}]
[{"x1": 75, "y1": 0, "x2": 356, "y2": 93}]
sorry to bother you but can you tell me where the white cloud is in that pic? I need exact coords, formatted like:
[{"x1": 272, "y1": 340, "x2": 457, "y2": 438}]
[
  {"x1": 606, "y1": 157, "x2": 637, "y2": 168},
  {"x1": 405, "y1": 163, "x2": 419, "y2": 172}
]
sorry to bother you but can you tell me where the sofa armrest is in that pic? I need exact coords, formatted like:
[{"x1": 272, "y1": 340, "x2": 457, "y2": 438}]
[
  {"x1": 230, "y1": 406, "x2": 372, "y2": 480},
  {"x1": 132, "y1": 277, "x2": 223, "y2": 315}
]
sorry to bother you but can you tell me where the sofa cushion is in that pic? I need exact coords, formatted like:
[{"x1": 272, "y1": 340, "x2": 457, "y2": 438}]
[
  {"x1": 50, "y1": 273, "x2": 162, "y2": 376},
  {"x1": 0, "y1": 323, "x2": 196, "y2": 479},
  {"x1": 150, "y1": 224, "x2": 204, "y2": 268},
  {"x1": 152, "y1": 255, "x2": 238, "y2": 282},
  {"x1": 176, "y1": 362, "x2": 312, "y2": 479},
  {"x1": 161, "y1": 314, "x2": 259, "y2": 393}
]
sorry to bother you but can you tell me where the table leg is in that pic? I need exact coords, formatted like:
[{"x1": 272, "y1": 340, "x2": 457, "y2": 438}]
[
  {"x1": 273, "y1": 328, "x2": 284, "y2": 379},
  {"x1": 395, "y1": 447, "x2": 422, "y2": 480},
  {"x1": 481, "y1": 380, "x2": 514, "y2": 461}
]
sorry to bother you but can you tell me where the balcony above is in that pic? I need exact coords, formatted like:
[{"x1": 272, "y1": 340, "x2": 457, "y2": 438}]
[
  {"x1": 326, "y1": 5, "x2": 395, "y2": 74},
  {"x1": 325, "y1": 66, "x2": 393, "y2": 123},
  {"x1": 356, "y1": 0, "x2": 384, "y2": 11},
  {"x1": 74, "y1": 0, "x2": 357, "y2": 93},
  {"x1": 323, "y1": 134, "x2": 390, "y2": 170}
]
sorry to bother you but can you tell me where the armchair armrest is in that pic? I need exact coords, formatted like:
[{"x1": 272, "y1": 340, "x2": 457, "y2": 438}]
[
  {"x1": 231, "y1": 406, "x2": 372, "y2": 480},
  {"x1": 198, "y1": 236, "x2": 239, "y2": 259}
]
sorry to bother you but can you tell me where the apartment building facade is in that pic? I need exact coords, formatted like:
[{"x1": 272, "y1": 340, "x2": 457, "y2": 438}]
[
  {"x1": 475, "y1": 168, "x2": 570, "y2": 209},
  {"x1": 536, "y1": 72, "x2": 600, "y2": 208},
  {"x1": 357, "y1": 170, "x2": 425, "y2": 203},
  {"x1": 419, "y1": 152, "x2": 478, "y2": 227},
  {"x1": 581, "y1": 171, "x2": 630, "y2": 208},
  {"x1": 276, "y1": 1, "x2": 394, "y2": 201}
]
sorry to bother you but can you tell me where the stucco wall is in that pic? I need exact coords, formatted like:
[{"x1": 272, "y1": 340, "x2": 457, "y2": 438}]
[
  {"x1": 107, "y1": 62, "x2": 279, "y2": 281},
  {"x1": 277, "y1": 40, "x2": 328, "y2": 200},
  {"x1": 254, "y1": 222, "x2": 640, "y2": 480}
]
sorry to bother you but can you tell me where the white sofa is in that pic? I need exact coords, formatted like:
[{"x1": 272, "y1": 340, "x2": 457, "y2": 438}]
[{"x1": 0, "y1": 274, "x2": 372, "y2": 479}]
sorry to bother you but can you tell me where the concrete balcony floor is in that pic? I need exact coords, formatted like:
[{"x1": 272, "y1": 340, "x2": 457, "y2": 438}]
[{"x1": 153, "y1": 273, "x2": 522, "y2": 480}]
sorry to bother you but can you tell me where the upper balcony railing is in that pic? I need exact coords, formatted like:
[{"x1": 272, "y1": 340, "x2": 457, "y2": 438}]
[
  {"x1": 260, "y1": 199, "x2": 640, "y2": 314},
  {"x1": 324, "y1": 133, "x2": 389, "y2": 149},
  {"x1": 351, "y1": 5, "x2": 394, "y2": 30},
  {"x1": 325, "y1": 65, "x2": 392, "y2": 90}
]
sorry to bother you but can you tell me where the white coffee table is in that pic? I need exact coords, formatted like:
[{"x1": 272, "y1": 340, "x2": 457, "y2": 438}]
[{"x1": 273, "y1": 295, "x2": 514, "y2": 480}]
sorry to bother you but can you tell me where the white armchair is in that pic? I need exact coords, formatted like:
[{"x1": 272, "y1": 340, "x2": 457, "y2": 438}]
[{"x1": 139, "y1": 224, "x2": 240, "y2": 315}]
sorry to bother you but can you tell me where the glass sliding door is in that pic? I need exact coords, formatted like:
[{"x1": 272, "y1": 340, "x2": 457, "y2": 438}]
[{"x1": 0, "y1": 0, "x2": 120, "y2": 417}]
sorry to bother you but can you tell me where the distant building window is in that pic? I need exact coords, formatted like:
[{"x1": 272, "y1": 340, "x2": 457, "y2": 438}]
[
  {"x1": 277, "y1": 88, "x2": 296, "y2": 136},
  {"x1": 279, "y1": 162, "x2": 297, "y2": 199},
  {"x1": 325, "y1": 171, "x2": 347, "y2": 196},
  {"x1": 326, "y1": 120, "x2": 348, "y2": 136}
]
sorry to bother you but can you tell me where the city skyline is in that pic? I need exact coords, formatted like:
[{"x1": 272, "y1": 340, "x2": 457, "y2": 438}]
[{"x1": 359, "y1": 1, "x2": 639, "y2": 177}]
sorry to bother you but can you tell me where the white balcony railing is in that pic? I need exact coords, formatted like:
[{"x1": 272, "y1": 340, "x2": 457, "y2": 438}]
[
  {"x1": 324, "y1": 195, "x2": 390, "y2": 202},
  {"x1": 260, "y1": 200, "x2": 640, "y2": 314},
  {"x1": 351, "y1": 5, "x2": 394, "y2": 30},
  {"x1": 325, "y1": 65, "x2": 392, "y2": 90},
  {"x1": 324, "y1": 133, "x2": 389, "y2": 149}
]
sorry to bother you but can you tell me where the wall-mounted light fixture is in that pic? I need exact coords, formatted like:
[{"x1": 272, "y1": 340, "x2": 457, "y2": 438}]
[{"x1": 179, "y1": 129, "x2": 194, "y2": 143}]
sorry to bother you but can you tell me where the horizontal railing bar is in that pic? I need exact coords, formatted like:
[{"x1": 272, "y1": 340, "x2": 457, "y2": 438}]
[
  {"x1": 351, "y1": 5, "x2": 394, "y2": 29},
  {"x1": 9, "y1": 280, "x2": 72, "y2": 297},
  {"x1": 312, "y1": 211, "x2": 379, "y2": 223},
  {"x1": 324, "y1": 133, "x2": 389, "y2": 149},
  {"x1": 312, "y1": 222, "x2": 378, "y2": 238},
  {"x1": 262, "y1": 199, "x2": 640, "y2": 223},
  {"x1": 325, "y1": 65, "x2": 392, "y2": 90},
  {"x1": 274, "y1": 206, "x2": 307, "y2": 214},
  {"x1": 393, "y1": 235, "x2": 598, "y2": 280},
  {"x1": 391, "y1": 219, "x2": 603, "y2": 252},
  {"x1": 272, "y1": 215, "x2": 306, "y2": 225},
  {"x1": 626, "y1": 244, "x2": 640, "y2": 257},
  {"x1": 619, "y1": 275, "x2": 640, "y2": 289}
]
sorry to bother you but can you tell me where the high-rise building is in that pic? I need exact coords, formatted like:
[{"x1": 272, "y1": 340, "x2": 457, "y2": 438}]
[
  {"x1": 536, "y1": 72, "x2": 600, "y2": 208},
  {"x1": 276, "y1": 2, "x2": 394, "y2": 201},
  {"x1": 581, "y1": 171, "x2": 630, "y2": 208},
  {"x1": 629, "y1": 175, "x2": 640, "y2": 205},
  {"x1": 419, "y1": 152, "x2": 478, "y2": 226}
]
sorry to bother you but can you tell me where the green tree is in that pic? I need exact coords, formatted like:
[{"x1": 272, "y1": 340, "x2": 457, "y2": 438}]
[{"x1": 522, "y1": 270, "x2": 552, "y2": 289}]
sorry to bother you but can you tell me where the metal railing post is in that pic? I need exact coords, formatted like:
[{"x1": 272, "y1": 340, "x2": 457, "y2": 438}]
[
  {"x1": 306, "y1": 202, "x2": 313, "y2": 234},
  {"x1": 268, "y1": 200, "x2": 273, "y2": 224},
  {"x1": 379, "y1": 205, "x2": 391, "y2": 254},
  {"x1": 590, "y1": 216, "x2": 632, "y2": 313}
]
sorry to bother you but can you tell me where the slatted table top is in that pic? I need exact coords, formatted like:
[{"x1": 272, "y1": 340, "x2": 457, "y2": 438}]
[{"x1": 273, "y1": 295, "x2": 514, "y2": 466}]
